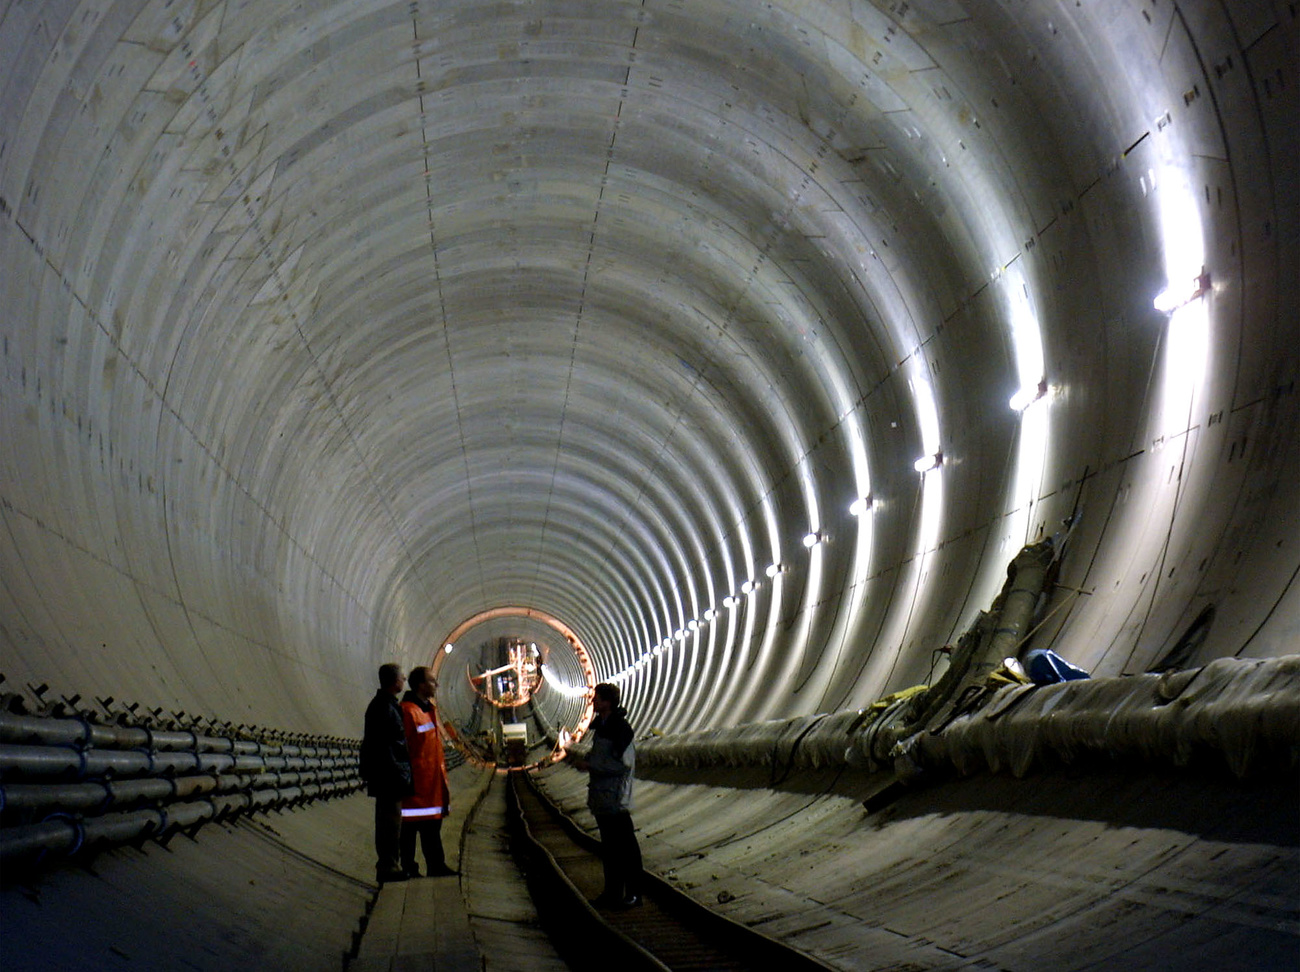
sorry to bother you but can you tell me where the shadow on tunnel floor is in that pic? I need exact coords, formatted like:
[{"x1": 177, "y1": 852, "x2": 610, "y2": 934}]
[
  {"x1": 637, "y1": 762, "x2": 1300, "y2": 846},
  {"x1": 866, "y1": 764, "x2": 1299, "y2": 846}
]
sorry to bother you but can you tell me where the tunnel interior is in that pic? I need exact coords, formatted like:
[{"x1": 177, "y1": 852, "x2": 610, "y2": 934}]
[
  {"x1": 435, "y1": 612, "x2": 594, "y2": 766},
  {"x1": 1, "y1": 0, "x2": 1297, "y2": 968}
]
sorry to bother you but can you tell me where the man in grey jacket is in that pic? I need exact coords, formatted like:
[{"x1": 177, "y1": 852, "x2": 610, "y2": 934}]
[{"x1": 569, "y1": 682, "x2": 643, "y2": 907}]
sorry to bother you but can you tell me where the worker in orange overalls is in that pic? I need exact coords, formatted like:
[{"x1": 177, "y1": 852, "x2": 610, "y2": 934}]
[{"x1": 399, "y1": 666, "x2": 456, "y2": 877}]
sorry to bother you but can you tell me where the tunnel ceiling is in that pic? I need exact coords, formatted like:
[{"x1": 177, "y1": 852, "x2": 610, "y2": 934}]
[{"x1": 0, "y1": 1, "x2": 1296, "y2": 736}]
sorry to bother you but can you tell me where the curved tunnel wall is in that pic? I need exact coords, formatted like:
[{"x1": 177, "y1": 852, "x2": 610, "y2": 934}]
[{"x1": 0, "y1": 1, "x2": 1296, "y2": 747}]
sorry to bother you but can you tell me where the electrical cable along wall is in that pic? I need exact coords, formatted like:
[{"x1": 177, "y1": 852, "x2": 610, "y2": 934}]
[{"x1": 0, "y1": 682, "x2": 363, "y2": 873}]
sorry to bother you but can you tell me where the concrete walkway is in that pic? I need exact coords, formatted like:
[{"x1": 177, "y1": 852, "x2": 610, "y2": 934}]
[
  {"x1": 348, "y1": 763, "x2": 492, "y2": 971},
  {"x1": 348, "y1": 764, "x2": 571, "y2": 972},
  {"x1": 349, "y1": 871, "x2": 481, "y2": 971}
]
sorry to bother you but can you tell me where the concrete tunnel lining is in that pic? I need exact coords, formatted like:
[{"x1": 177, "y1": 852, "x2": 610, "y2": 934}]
[{"x1": 1, "y1": 0, "x2": 1297, "y2": 967}]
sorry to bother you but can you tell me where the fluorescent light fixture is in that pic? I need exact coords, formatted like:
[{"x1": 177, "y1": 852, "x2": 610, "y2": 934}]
[
  {"x1": 913, "y1": 451, "x2": 943, "y2": 473},
  {"x1": 1009, "y1": 379, "x2": 1049, "y2": 412},
  {"x1": 802, "y1": 531, "x2": 823, "y2": 548},
  {"x1": 688, "y1": 619, "x2": 700, "y2": 631},
  {"x1": 1152, "y1": 288, "x2": 1181, "y2": 314},
  {"x1": 1154, "y1": 268, "x2": 1211, "y2": 315},
  {"x1": 740, "y1": 579, "x2": 756, "y2": 594},
  {"x1": 910, "y1": 375, "x2": 942, "y2": 471},
  {"x1": 765, "y1": 562, "x2": 783, "y2": 577},
  {"x1": 849, "y1": 495, "x2": 873, "y2": 516},
  {"x1": 675, "y1": 629, "x2": 687, "y2": 642},
  {"x1": 723, "y1": 595, "x2": 738, "y2": 609},
  {"x1": 703, "y1": 608, "x2": 717, "y2": 622}
]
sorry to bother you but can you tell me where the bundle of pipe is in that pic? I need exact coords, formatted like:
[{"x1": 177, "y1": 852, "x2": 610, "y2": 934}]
[
  {"x1": 903, "y1": 654, "x2": 1300, "y2": 779},
  {"x1": 635, "y1": 540, "x2": 1299, "y2": 783},
  {"x1": 637, "y1": 655, "x2": 1300, "y2": 782},
  {"x1": 636, "y1": 539, "x2": 1060, "y2": 774},
  {"x1": 0, "y1": 709, "x2": 363, "y2": 869}
]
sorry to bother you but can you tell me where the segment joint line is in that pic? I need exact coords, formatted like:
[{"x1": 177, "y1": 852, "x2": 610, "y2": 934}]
[
  {"x1": 411, "y1": 2, "x2": 489, "y2": 606},
  {"x1": 527, "y1": 18, "x2": 642, "y2": 605}
]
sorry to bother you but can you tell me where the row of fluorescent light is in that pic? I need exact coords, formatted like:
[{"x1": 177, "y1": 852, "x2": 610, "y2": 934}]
[
  {"x1": 609, "y1": 381, "x2": 1060, "y2": 683},
  {"x1": 612, "y1": 494, "x2": 887, "y2": 679}
]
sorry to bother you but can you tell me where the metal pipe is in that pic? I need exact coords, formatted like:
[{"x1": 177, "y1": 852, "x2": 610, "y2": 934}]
[
  {"x1": 0, "y1": 766, "x2": 356, "y2": 810},
  {"x1": 0, "y1": 713, "x2": 357, "y2": 755},
  {"x1": 1, "y1": 780, "x2": 110, "y2": 811},
  {"x1": 0, "y1": 745, "x2": 283, "y2": 780},
  {"x1": 0, "y1": 744, "x2": 83, "y2": 777},
  {"x1": 0, "y1": 818, "x2": 81, "y2": 860},
  {"x1": 172, "y1": 775, "x2": 221, "y2": 799},
  {"x1": 195, "y1": 752, "x2": 236, "y2": 773},
  {"x1": 0, "y1": 708, "x2": 363, "y2": 869},
  {"x1": 149, "y1": 729, "x2": 201, "y2": 751},
  {"x1": 0, "y1": 713, "x2": 212, "y2": 752},
  {"x1": 164, "y1": 798, "x2": 217, "y2": 830},
  {"x1": 0, "y1": 778, "x2": 176, "y2": 811},
  {"x1": 81, "y1": 808, "x2": 165, "y2": 846},
  {"x1": 151, "y1": 751, "x2": 202, "y2": 775},
  {"x1": 0, "y1": 712, "x2": 116, "y2": 748}
]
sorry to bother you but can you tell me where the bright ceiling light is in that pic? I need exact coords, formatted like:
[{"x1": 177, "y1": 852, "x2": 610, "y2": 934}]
[
  {"x1": 740, "y1": 579, "x2": 756, "y2": 594},
  {"x1": 848, "y1": 495, "x2": 873, "y2": 516},
  {"x1": 703, "y1": 608, "x2": 717, "y2": 622},
  {"x1": 1154, "y1": 269, "x2": 1211, "y2": 315},
  {"x1": 443, "y1": 643, "x2": 454, "y2": 654},
  {"x1": 913, "y1": 451, "x2": 943, "y2": 473},
  {"x1": 1152, "y1": 288, "x2": 1181, "y2": 314},
  {"x1": 802, "y1": 531, "x2": 824, "y2": 548},
  {"x1": 1009, "y1": 379, "x2": 1049, "y2": 412}
]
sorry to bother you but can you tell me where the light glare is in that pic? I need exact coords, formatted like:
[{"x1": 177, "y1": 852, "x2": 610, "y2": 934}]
[{"x1": 913, "y1": 452, "x2": 942, "y2": 473}]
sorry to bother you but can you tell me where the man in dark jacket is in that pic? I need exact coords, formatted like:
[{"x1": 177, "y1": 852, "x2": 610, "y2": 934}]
[
  {"x1": 568, "y1": 682, "x2": 642, "y2": 907},
  {"x1": 360, "y1": 663, "x2": 413, "y2": 883}
]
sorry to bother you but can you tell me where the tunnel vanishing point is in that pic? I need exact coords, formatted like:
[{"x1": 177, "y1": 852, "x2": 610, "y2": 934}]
[{"x1": 1, "y1": 1, "x2": 1297, "y2": 969}]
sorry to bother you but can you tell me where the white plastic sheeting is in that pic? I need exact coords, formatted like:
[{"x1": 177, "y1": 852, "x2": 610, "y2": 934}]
[{"x1": 913, "y1": 655, "x2": 1300, "y2": 779}]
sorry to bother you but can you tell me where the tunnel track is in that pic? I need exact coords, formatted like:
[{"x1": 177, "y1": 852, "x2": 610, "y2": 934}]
[{"x1": 506, "y1": 770, "x2": 834, "y2": 972}]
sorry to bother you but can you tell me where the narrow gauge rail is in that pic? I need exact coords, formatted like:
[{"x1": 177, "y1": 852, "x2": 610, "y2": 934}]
[{"x1": 506, "y1": 770, "x2": 835, "y2": 972}]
